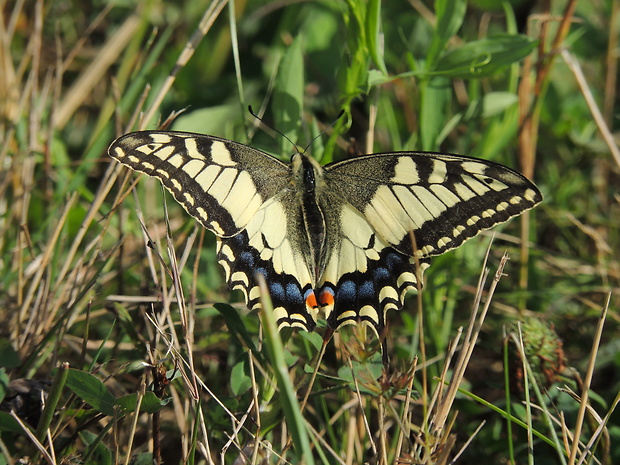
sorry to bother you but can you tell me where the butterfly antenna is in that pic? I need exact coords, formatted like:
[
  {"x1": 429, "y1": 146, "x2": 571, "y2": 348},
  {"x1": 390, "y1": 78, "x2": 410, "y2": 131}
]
[
  {"x1": 248, "y1": 105, "x2": 301, "y2": 153},
  {"x1": 302, "y1": 109, "x2": 345, "y2": 154},
  {"x1": 248, "y1": 105, "x2": 345, "y2": 154}
]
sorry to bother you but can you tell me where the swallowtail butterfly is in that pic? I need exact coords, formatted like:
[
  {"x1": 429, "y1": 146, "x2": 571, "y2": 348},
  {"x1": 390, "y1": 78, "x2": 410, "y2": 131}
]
[{"x1": 109, "y1": 131, "x2": 541, "y2": 336}]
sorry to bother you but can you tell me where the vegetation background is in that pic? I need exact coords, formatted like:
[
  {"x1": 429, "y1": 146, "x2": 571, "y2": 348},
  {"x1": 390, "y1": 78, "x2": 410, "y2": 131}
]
[{"x1": 0, "y1": 0, "x2": 618, "y2": 464}]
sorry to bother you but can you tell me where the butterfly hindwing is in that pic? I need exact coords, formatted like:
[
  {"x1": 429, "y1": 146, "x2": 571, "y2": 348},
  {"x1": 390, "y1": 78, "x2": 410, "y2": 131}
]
[{"x1": 218, "y1": 230, "x2": 319, "y2": 331}]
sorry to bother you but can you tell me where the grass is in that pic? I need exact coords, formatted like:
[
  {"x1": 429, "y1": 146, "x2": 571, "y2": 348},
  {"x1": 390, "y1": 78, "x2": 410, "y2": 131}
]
[{"x1": 0, "y1": 0, "x2": 618, "y2": 464}]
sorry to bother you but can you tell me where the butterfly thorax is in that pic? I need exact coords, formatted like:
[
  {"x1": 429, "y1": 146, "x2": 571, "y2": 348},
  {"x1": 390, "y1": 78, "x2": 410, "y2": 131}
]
[{"x1": 292, "y1": 153, "x2": 327, "y2": 282}]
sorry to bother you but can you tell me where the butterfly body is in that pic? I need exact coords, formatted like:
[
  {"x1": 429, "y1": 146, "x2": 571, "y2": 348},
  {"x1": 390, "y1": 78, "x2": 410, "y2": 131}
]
[{"x1": 109, "y1": 131, "x2": 541, "y2": 335}]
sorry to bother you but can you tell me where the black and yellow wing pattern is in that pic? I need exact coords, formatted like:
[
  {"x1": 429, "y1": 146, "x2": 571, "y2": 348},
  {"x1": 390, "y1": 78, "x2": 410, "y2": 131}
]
[{"x1": 109, "y1": 131, "x2": 542, "y2": 335}]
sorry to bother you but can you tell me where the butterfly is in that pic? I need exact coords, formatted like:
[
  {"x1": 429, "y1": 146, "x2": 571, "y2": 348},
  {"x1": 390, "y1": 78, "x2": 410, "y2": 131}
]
[{"x1": 109, "y1": 131, "x2": 542, "y2": 336}]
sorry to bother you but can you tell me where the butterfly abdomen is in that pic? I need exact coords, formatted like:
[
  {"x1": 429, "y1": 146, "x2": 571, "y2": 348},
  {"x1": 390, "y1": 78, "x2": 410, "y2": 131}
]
[{"x1": 293, "y1": 154, "x2": 328, "y2": 282}]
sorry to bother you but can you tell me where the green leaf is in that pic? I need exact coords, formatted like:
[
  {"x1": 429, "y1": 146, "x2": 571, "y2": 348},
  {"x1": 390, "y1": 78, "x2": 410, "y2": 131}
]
[
  {"x1": 66, "y1": 369, "x2": 117, "y2": 417},
  {"x1": 230, "y1": 356, "x2": 252, "y2": 396},
  {"x1": 0, "y1": 411, "x2": 26, "y2": 433},
  {"x1": 0, "y1": 369, "x2": 8, "y2": 403},
  {"x1": 336, "y1": 358, "x2": 384, "y2": 396},
  {"x1": 366, "y1": 0, "x2": 387, "y2": 76},
  {"x1": 419, "y1": 77, "x2": 451, "y2": 151},
  {"x1": 339, "y1": 0, "x2": 370, "y2": 104},
  {"x1": 79, "y1": 430, "x2": 112, "y2": 465},
  {"x1": 273, "y1": 35, "x2": 304, "y2": 153},
  {"x1": 299, "y1": 331, "x2": 323, "y2": 352},
  {"x1": 0, "y1": 339, "x2": 21, "y2": 369},
  {"x1": 213, "y1": 303, "x2": 260, "y2": 355},
  {"x1": 426, "y1": 0, "x2": 467, "y2": 67},
  {"x1": 367, "y1": 69, "x2": 389, "y2": 87},
  {"x1": 172, "y1": 105, "x2": 242, "y2": 138},
  {"x1": 463, "y1": 91, "x2": 519, "y2": 120},
  {"x1": 115, "y1": 392, "x2": 170, "y2": 414},
  {"x1": 432, "y1": 35, "x2": 537, "y2": 78},
  {"x1": 130, "y1": 453, "x2": 155, "y2": 465}
]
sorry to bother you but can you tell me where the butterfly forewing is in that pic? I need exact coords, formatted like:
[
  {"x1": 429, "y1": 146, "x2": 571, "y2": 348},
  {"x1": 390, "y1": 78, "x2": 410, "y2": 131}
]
[
  {"x1": 324, "y1": 152, "x2": 542, "y2": 259},
  {"x1": 109, "y1": 131, "x2": 290, "y2": 237}
]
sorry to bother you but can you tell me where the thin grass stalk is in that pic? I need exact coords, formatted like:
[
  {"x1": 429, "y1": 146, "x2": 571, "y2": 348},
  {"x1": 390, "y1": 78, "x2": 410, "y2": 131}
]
[
  {"x1": 257, "y1": 274, "x2": 314, "y2": 464},
  {"x1": 137, "y1": 213, "x2": 182, "y2": 352},
  {"x1": 52, "y1": 160, "x2": 121, "y2": 304},
  {"x1": 164, "y1": 209, "x2": 200, "y2": 398},
  {"x1": 394, "y1": 356, "x2": 417, "y2": 459},
  {"x1": 119, "y1": 83, "x2": 152, "y2": 134},
  {"x1": 299, "y1": 336, "x2": 329, "y2": 412},
  {"x1": 12, "y1": 410, "x2": 55, "y2": 465},
  {"x1": 56, "y1": 15, "x2": 141, "y2": 130},
  {"x1": 560, "y1": 49, "x2": 620, "y2": 169},
  {"x1": 304, "y1": 422, "x2": 346, "y2": 465},
  {"x1": 568, "y1": 293, "x2": 611, "y2": 465},
  {"x1": 518, "y1": 2, "x2": 575, "y2": 300},
  {"x1": 123, "y1": 379, "x2": 146, "y2": 465},
  {"x1": 28, "y1": 0, "x2": 42, "y2": 154},
  {"x1": 429, "y1": 247, "x2": 493, "y2": 433},
  {"x1": 186, "y1": 398, "x2": 201, "y2": 465},
  {"x1": 346, "y1": 356, "x2": 377, "y2": 457},
  {"x1": 448, "y1": 420, "x2": 484, "y2": 465},
  {"x1": 576, "y1": 390, "x2": 620, "y2": 465},
  {"x1": 378, "y1": 395, "x2": 387, "y2": 465},
  {"x1": 135, "y1": 205, "x2": 164, "y2": 293},
  {"x1": 18, "y1": 193, "x2": 76, "y2": 343},
  {"x1": 34, "y1": 362, "x2": 69, "y2": 448},
  {"x1": 4, "y1": 0, "x2": 26, "y2": 41},
  {"x1": 222, "y1": 397, "x2": 255, "y2": 462},
  {"x1": 415, "y1": 266, "x2": 429, "y2": 449},
  {"x1": 145, "y1": 312, "x2": 260, "y2": 461},
  {"x1": 142, "y1": 0, "x2": 229, "y2": 127},
  {"x1": 189, "y1": 227, "x2": 205, "y2": 339},
  {"x1": 345, "y1": 414, "x2": 356, "y2": 465},
  {"x1": 248, "y1": 350, "x2": 263, "y2": 465},
  {"x1": 196, "y1": 396, "x2": 219, "y2": 465},
  {"x1": 503, "y1": 335, "x2": 516, "y2": 464},
  {"x1": 425, "y1": 327, "x2": 462, "y2": 428},
  {"x1": 603, "y1": 0, "x2": 619, "y2": 125},
  {"x1": 45, "y1": 208, "x2": 118, "y2": 332},
  {"x1": 228, "y1": 0, "x2": 247, "y2": 128},
  {"x1": 520, "y1": 341, "x2": 569, "y2": 465},
  {"x1": 516, "y1": 325, "x2": 535, "y2": 465}
]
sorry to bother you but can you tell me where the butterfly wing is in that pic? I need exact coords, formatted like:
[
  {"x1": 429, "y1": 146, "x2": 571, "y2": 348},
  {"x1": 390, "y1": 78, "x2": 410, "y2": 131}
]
[
  {"x1": 109, "y1": 131, "x2": 319, "y2": 330},
  {"x1": 325, "y1": 152, "x2": 542, "y2": 257},
  {"x1": 317, "y1": 152, "x2": 542, "y2": 334},
  {"x1": 316, "y1": 192, "x2": 430, "y2": 333},
  {"x1": 109, "y1": 131, "x2": 291, "y2": 237}
]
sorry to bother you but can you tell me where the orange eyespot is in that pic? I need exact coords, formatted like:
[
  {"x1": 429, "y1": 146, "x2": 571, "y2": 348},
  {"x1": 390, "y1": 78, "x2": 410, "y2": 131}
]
[
  {"x1": 304, "y1": 291, "x2": 318, "y2": 309},
  {"x1": 318, "y1": 289, "x2": 335, "y2": 307}
]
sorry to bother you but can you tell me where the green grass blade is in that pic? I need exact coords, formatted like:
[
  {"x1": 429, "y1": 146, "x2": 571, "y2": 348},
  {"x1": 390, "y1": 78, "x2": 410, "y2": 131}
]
[{"x1": 257, "y1": 276, "x2": 315, "y2": 464}]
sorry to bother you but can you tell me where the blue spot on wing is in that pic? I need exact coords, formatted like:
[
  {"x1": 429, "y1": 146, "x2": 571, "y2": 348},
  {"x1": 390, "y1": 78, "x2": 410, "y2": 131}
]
[
  {"x1": 359, "y1": 280, "x2": 375, "y2": 298},
  {"x1": 335, "y1": 280, "x2": 356, "y2": 301},
  {"x1": 286, "y1": 282, "x2": 303, "y2": 302},
  {"x1": 270, "y1": 282, "x2": 285, "y2": 300},
  {"x1": 217, "y1": 231, "x2": 316, "y2": 331},
  {"x1": 323, "y1": 246, "x2": 430, "y2": 335}
]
